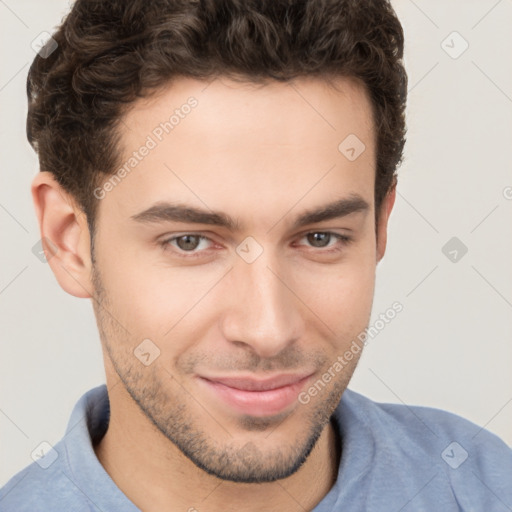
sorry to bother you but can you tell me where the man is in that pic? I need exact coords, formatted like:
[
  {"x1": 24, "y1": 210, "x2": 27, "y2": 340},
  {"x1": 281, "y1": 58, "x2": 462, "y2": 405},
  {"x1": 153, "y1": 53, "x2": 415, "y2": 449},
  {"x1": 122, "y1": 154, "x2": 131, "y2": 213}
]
[{"x1": 1, "y1": 0, "x2": 511, "y2": 510}]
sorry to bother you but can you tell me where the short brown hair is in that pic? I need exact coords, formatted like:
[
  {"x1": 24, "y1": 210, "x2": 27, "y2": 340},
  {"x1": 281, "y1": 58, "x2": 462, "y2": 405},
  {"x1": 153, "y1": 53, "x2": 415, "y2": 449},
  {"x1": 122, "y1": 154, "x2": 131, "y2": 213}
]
[{"x1": 27, "y1": 0, "x2": 407, "y2": 237}]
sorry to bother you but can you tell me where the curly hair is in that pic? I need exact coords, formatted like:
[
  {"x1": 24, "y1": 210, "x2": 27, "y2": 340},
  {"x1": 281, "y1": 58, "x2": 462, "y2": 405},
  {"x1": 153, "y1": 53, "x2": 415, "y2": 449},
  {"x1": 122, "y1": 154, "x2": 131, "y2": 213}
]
[{"x1": 27, "y1": 0, "x2": 407, "y2": 237}]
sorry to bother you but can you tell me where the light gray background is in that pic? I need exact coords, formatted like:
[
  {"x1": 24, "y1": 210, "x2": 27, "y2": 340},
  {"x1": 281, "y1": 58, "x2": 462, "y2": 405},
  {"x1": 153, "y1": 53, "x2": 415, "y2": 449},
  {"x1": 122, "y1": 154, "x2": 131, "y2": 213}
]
[{"x1": 1, "y1": 0, "x2": 511, "y2": 487}]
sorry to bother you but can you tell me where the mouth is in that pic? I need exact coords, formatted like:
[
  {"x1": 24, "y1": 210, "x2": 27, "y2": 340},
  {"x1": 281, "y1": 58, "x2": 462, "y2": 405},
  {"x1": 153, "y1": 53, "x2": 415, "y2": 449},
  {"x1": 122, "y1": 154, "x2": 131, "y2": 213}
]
[{"x1": 196, "y1": 372, "x2": 314, "y2": 417}]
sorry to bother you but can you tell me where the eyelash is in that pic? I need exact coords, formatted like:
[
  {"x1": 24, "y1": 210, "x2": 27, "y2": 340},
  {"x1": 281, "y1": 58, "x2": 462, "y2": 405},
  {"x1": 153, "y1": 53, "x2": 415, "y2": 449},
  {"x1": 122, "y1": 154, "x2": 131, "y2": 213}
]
[{"x1": 159, "y1": 232, "x2": 352, "y2": 259}]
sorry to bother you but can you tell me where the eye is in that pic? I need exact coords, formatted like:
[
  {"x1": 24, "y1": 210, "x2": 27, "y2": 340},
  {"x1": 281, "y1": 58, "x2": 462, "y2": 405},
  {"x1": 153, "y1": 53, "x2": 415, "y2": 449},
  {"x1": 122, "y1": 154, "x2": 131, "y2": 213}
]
[
  {"x1": 160, "y1": 231, "x2": 352, "y2": 259},
  {"x1": 161, "y1": 234, "x2": 214, "y2": 256},
  {"x1": 297, "y1": 232, "x2": 351, "y2": 253}
]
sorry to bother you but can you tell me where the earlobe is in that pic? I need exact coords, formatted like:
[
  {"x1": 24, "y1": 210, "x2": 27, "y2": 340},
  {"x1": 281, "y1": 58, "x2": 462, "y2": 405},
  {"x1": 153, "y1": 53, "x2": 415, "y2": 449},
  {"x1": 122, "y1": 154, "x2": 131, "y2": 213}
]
[
  {"x1": 31, "y1": 171, "x2": 93, "y2": 298},
  {"x1": 376, "y1": 183, "x2": 396, "y2": 262}
]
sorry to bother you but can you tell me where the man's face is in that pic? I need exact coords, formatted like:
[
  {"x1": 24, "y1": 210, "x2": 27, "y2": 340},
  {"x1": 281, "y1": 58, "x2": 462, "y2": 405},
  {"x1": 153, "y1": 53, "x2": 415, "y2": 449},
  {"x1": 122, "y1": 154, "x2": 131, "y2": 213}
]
[{"x1": 91, "y1": 76, "x2": 382, "y2": 483}]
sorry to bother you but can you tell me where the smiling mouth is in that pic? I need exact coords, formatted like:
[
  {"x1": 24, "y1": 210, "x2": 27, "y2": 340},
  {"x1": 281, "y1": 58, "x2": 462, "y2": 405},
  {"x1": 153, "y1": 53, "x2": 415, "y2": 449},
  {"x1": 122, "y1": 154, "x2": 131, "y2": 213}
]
[{"x1": 196, "y1": 373, "x2": 314, "y2": 417}]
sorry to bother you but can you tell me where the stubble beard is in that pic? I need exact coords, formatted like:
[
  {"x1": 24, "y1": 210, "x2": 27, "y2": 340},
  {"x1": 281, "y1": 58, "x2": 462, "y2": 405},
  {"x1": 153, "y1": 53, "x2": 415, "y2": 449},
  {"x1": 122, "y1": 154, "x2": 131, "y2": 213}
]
[{"x1": 91, "y1": 263, "x2": 358, "y2": 483}]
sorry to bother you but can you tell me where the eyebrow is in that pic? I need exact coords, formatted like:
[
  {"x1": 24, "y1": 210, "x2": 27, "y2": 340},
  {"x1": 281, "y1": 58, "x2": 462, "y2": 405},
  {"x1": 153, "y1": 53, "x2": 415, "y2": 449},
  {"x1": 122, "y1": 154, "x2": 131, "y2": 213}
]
[{"x1": 130, "y1": 195, "x2": 370, "y2": 232}]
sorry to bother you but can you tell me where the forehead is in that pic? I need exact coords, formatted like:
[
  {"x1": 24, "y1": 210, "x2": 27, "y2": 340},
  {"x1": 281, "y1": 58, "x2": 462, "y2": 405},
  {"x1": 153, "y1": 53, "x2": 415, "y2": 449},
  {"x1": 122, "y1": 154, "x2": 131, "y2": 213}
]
[
  {"x1": 123, "y1": 75, "x2": 375, "y2": 149},
  {"x1": 98, "y1": 75, "x2": 376, "y2": 227}
]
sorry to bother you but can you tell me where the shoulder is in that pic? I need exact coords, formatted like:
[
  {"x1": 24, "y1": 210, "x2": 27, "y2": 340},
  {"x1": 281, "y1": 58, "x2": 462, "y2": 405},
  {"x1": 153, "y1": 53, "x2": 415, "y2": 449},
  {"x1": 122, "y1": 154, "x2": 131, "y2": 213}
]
[
  {"x1": 0, "y1": 441, "x2": 88, "y2": 511},
  {"x1": 0, "y1": 384, "x2": 110, "y2": 512},
  {"x1": 341, "y1": 388, "x2": 511, "y2": 454},
  {"x1": 336, "y1": 389, "x2": 512, "y2": 508}
]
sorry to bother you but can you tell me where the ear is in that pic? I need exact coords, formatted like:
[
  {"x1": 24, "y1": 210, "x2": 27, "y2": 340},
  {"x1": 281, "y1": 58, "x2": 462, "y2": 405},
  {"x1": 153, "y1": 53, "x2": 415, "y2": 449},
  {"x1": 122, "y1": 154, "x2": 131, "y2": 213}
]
[
  {"x1": 31, "y1": 171, "x2": 93, "y2": 298},
  {"x1": 376, "y1": 182, "x2": 396, "y2": 263}
]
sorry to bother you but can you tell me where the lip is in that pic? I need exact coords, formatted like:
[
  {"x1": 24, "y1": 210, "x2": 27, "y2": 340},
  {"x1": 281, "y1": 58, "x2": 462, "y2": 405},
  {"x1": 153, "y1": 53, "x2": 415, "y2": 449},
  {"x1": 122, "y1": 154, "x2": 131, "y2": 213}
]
[{"x1": 197, "y1": 373, "x2": 314, "y2": 417}]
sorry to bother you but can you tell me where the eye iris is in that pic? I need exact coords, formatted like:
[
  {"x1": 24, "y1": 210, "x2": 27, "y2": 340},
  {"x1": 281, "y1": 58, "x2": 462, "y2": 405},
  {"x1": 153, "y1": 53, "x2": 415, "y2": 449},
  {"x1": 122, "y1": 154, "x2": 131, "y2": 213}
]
[
  {"x1": 177, "y1": 235, "x2": 201, "y2": 251},
  {"x1": 307, "y1": 232, "x2": 331, "y2": 248}
]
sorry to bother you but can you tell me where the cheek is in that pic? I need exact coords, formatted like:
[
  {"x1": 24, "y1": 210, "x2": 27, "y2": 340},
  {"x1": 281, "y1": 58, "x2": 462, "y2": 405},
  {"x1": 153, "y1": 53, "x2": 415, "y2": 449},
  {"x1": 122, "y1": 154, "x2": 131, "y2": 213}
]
[
  {"x1": 292, "y1": 239, "x2": 377, "y2": 320},
  {"x1": 335, "y1": 269, "x2": 375, "y2": 340},
  {"x1": 97, "y1": 229, "x2": 376, "y2": 346},
  {"x1": 98, "y1": 249, "x2": 223, "y2": 342},
  {"x1": 296, "y1": 266, "x2": 375, "y2": 342}
]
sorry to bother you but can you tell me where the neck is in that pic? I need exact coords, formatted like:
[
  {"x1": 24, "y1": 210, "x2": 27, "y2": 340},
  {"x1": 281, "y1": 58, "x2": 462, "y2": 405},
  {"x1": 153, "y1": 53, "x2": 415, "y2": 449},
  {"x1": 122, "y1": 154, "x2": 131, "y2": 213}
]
[{"x1": 94, "y1": 380, "x2": 340, "y2": 512}]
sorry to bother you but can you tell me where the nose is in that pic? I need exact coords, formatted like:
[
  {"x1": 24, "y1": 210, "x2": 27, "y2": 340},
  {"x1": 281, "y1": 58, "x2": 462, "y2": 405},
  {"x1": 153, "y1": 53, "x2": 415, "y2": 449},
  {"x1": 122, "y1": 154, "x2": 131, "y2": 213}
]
[{"x1": 219, "y1": 250, "x2": 304, "y2": 359}]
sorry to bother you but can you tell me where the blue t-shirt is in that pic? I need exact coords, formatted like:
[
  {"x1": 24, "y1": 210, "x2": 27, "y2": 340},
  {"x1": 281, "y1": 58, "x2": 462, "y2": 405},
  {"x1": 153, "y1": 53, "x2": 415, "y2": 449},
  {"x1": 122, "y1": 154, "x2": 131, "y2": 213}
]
[{"x1": 1, "y1": 384, "x2": 511, "y2": 511}]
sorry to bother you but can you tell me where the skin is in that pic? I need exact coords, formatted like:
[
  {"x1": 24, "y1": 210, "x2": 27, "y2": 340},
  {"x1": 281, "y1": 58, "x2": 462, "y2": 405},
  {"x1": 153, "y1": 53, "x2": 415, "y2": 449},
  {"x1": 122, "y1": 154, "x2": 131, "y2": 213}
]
[{"x1": 31, "y1": 75, "x2": 395, "y2": 512}]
